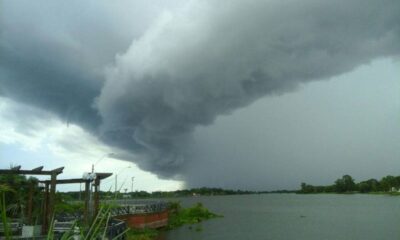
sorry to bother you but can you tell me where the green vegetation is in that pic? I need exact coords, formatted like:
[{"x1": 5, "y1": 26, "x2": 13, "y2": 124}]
[
  {"x1": 126, "y1": 228, "x2": 159, "y2": 240},
  {"x1": 54, "y1": 199, "x2": 84, "y2": 214},
  {"x1": 64, "y1": 187, "x2": 258, "y2": 200},
  {"x1": 0, "y1": 174, "x2": 42, "y2": 220},
  {"x1": 1, "y1": 176, "x2": 219, "y2": 240},
  {"x1": 1, "y1": 196, "x2": 127, "y2": 240},
  {"x1": 1, "y1": 184, "x2": 14, "y2": 240},
  {"x1": 60, "y1": 187, "x2": 297, "y2": 201},
  {"x1": 0, "y1": 173, "x2": 129, "y2": 239},
  {"x1": 299, "y1": 174, "x2": 400, "y2": 194},
  {"x1": 166, "y1": 202, "x2": 221, "y2": 229},
  {"x1": 126, "y1": 202, "x2": 221, "y2": 240}
]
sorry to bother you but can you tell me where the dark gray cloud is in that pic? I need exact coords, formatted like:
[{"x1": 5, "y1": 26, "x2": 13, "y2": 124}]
[
  {"x1": 1, "y1": 0, "x2": 400, "y2": 187},
  {"x1": 184, "y1": 59, "x2": 400, "y2": 190},
  {"x1": 0, "y1": 0, "x2": 183, "y2": 131},
  {"x1": 96, "y1": 0, "x2": 400, "y2": 179}
]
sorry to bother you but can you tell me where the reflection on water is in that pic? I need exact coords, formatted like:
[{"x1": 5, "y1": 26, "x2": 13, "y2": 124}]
[{"x1": 163, "y1": 194, "x2": 400, "y2": 240}]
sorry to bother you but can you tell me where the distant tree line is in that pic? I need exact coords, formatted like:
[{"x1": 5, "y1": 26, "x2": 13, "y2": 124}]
[
  {"x1": 299, "y1": 174, "x2": 400, "y2": 194},
  {"x1": 109, "y1": 187, "x2": 257, "y2": 199},
  {"x1": 60, "y1": 187, "x2": 299, "y2": 200}
]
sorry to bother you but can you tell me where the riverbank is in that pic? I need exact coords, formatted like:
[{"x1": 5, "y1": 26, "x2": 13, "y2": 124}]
[
  {"x1": 127, "y1": 202, "x2": 221, "y2": 240},
  {"x1": 299, "y1": 174, "x2": 400, "y2": 194}
]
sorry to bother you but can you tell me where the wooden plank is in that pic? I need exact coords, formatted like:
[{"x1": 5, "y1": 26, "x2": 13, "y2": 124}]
[
  {"x1": 51, "y1": 167, "x2": 64, "y2": 174},
  {"x1": 0, "y1": 169, "x2": 64, "y2": 175},
  {"x1": 96, "y1": 172, "x2": 113, "y2": 180},
  {"x1": 31, "y1": 166, "x2": 44, "y2": 171},
  {"x1": 39, "y1": 178, "x2": 90, "y2": 184}
]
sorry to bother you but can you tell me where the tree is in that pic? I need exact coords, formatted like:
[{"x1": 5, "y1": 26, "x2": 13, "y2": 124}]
[
  {"x1": 334, "y1": 175, "x2": 356, "y2": 193},
  {"x1": 300, "y1": 183, "x2": 315, "y2": 193},
  {"x1": 0, "y1": 174, "x2": 41, "y2": 218},
  {"x1": 358, "y1": 179, "x2": 379, "y2": 193},
  {"x1": 379, "y1": 175, "x2": 396, "y2": 191}
]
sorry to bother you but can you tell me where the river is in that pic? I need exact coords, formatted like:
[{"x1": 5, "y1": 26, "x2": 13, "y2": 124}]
[{"x1": 159, "y1": 194, "x2": 400, "y2": 240}]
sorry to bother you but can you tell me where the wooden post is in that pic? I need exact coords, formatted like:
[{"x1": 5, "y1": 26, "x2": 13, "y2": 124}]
[
  {"x1": 27, "y1": 181, "x2": 34, "y2": 225},
  {"x1": 84, "y1": 180, "x2": 90, "y2": 226},
  {"x1": 47, "y1": 173, "x2": 57, "y2": 231},
  {"x1": 115, "y1": 174, "x2": 117, "y2": 198},
  {"x1": 42, "y1": 183, "x2": 50, "y2": 234},
  {"x1": 94, "y1": 178, "x2": 100, "y2": 218}
]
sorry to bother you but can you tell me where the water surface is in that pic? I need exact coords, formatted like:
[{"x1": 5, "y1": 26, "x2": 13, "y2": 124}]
[{"x1": 162, "y1": 194, "x2": 400, "y2": 240}]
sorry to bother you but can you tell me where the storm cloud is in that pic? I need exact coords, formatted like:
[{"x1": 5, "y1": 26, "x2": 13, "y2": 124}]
[
  {"x1": 1, "y1": 0, "x2": 400, "y2": 187},
  {"x1": 96, "y1": 0, "x2": 400, "y2": 176},
  {"x1": 0, "y1": 0, "x2": 183, "y2": 131}
]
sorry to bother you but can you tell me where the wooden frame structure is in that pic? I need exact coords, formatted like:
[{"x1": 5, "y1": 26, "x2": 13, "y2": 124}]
[
  {"x1": 0, "y1": 166, "x2": 112, "y2": 233},
  {"x1": 0, "y1": 165, "x2": 64, "y2": 233},
  {"x1": 39, "y1": 172, "x2": 112, "y2": 225}
]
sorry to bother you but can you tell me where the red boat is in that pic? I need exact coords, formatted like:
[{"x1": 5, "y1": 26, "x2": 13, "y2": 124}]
[{"x1": 114, "y1": 201, "x2": 169, "y2": 229}]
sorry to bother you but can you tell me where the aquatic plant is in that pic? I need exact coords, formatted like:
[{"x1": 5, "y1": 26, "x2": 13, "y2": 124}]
[
  {"x1": 167, "y1": 202, "x2": 221, "y2": 229},
  {"x1": 126, "y1": 228, "x2": 159, "y2": 240},
  {"x1": 125, "y1": 202, "x2": 221, "y2": 240}
]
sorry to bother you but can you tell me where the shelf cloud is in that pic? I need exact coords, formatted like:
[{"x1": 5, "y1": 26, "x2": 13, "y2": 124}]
[
  {"x1": 1, "y1": 0, "x2": 399, "y2": 187},
  {"x1": 96, "y1": 0, "x2": 400, "y2": 176}
]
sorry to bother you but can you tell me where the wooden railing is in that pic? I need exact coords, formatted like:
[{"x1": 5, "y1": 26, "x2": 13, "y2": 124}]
[{"x1": 110, "y1": 202, "x2": 168, "y2": 216}]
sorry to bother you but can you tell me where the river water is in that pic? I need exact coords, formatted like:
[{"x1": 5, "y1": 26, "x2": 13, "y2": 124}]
[{"x1": 160, "y1": 194, "x2": 400, "y2": 240}]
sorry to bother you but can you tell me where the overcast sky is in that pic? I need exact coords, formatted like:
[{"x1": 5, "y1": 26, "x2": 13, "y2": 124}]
[{"x1": 0, "y1": 0, "x2": 399, "y2": 191}]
